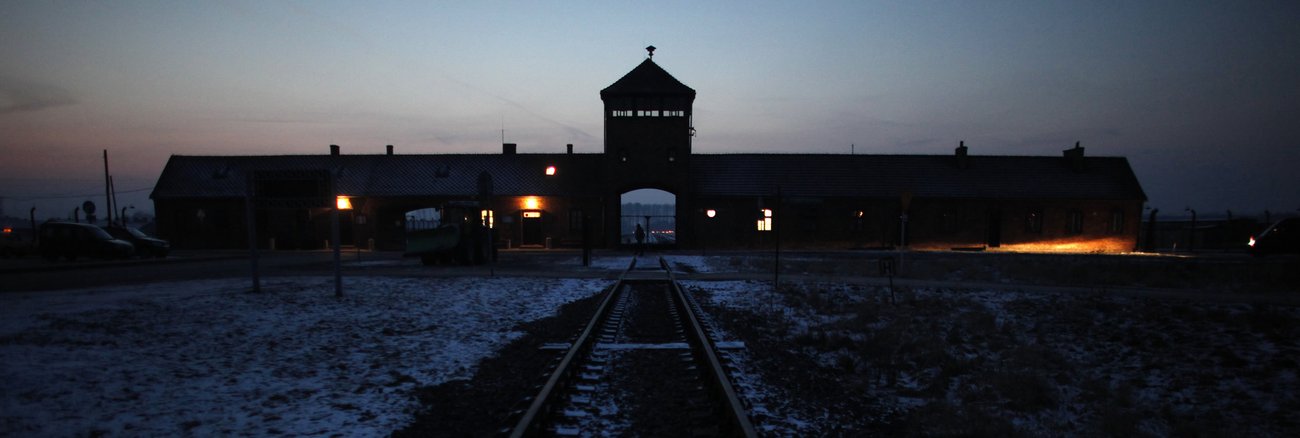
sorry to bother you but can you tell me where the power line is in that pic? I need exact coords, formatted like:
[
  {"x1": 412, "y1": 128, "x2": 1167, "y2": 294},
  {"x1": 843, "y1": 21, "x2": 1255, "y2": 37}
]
[{"x1": 3, "y1": 187, "x2": 153, "y2": 201}]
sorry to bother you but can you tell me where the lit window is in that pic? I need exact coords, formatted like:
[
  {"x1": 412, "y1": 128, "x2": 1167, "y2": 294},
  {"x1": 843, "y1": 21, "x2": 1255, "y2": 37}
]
[
  {"x1": 545, "y1": 165, "x2": 557, "y2": 176},
  {"x1": 336, "y1": 196, "x2": 353, "y2": 210},
  {"x1": 480, "y1": 210, "x2": 494, "y2": 228},
  {"x1": 523, "y1": 211, "x2": 541, "y2": 218},
  {"x1": 757, "y1": 208, "x2": 773, "y2": 231}
]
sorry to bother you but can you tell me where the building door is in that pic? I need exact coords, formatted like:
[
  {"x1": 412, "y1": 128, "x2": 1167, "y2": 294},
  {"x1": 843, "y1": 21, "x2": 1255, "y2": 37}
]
[
  {"x1": 521, "y1": 211, "x2": 544, "y2": 247},
  {"x1": 987, "y1": 209, "x2": 1002, "y2": 248}
]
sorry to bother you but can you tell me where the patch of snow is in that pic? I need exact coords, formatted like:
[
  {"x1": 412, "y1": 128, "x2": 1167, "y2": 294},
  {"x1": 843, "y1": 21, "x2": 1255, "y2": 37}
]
[{"x1": 0, "y1": 276, "x2": 605, "y2": 436}]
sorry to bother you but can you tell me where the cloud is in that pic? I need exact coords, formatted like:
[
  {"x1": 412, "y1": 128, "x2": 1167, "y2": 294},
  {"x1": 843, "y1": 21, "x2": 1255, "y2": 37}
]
[{"x1": 0, "y1": 75, "x2": 77, "y2": 114}]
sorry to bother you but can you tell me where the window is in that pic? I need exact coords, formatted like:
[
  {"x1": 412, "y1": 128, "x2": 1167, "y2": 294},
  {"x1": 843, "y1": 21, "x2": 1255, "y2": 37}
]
[
  {"x1": 1026, "y1": 207, "x2": 1044, "y2": 234},
  {"x1": 480, "y1": 210, "x2": 494, "y2": 228},
  {"x1": 1067, "y1": 210, "x2": 1084, "y2": 234},
  {"x1": 1108, "y1": 209, "x2": 1124, "y2": 234},
  {"x1": 612, "y1": 110, "x2": 634, "y2": 117},
  {"x1": 757, "y1": 208, "x2": 773, "y2": 231}
]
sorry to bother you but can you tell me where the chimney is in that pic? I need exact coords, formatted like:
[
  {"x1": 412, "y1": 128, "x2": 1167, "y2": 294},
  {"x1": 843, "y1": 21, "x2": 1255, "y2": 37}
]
[
  {"x1": 330, "y1": 144, "x2": 340, "y2": 156},
  {"x1": 566, "y1": 144, "x2": 573, "y2": 154},
  {"x1": 503, "y1": 143, "x2": 517, "y2": 155},
  {"x1": 955, "y1": 140, "x2": 969, "y2": 169},
  {"x1": 386, "y1": 145, "x2": 394, "y2": 155},
  {"x1": 1063, "y1": 141, "x2": 1085, "y2": 171}
]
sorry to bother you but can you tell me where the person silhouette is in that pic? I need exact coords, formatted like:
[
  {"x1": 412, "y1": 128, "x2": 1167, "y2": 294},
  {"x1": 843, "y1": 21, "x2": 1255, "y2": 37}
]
[{"x1": 634, "y1": 224, "x2": 646, "y2": 255}]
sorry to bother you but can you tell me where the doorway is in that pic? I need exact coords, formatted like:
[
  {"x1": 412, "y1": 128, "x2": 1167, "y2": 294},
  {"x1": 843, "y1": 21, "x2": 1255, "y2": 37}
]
[
  {"x1": 620, "y1": 189, "x2": 676, "y2": 246},
  {"x1": 521, "y1": 211, "x2": 544, "y2": 247},
  {"x1": 987, "y1": 208, "x2": 1002, "y2": 248}
]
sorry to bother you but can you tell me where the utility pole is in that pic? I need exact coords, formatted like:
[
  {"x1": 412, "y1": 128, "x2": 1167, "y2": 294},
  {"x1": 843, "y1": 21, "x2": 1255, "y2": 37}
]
[{"x1": 103, "y1": 150, "x2": 113, "y2": 225}]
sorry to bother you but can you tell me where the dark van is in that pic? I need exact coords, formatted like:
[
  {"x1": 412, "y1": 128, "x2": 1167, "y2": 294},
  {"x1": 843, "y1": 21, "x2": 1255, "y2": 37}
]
[
  {"x1": 1249, "y1": 218, "x2": 1300, "y2": 255},
  {"x1": 38, "y1": 222, "x2": 135, "y2": 261}
]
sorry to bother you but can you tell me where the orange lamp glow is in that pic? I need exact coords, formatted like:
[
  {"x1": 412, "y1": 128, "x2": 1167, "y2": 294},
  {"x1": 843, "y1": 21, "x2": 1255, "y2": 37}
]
[
  {"x1": 545, "y1": 165, "x2": 557, "y2": 176},
  {"x1": 336, "y1": 196, "x2": 353, "y2": 210},
  {"x1": 2, "y1": 227, "x2": 11, "y2": 234},
  {"x1": 522, "y1": 196, "x2": 541, "y2": 210}
]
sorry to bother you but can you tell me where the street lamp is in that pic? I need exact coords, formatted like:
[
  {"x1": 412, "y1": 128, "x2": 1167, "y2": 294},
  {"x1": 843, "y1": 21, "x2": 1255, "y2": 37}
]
[
  {"x1": 332, "y1": 195, "x2": 353, "y2": 298},
  {"x1": 121, "y1": 205, "x2": 134, "y2": 226}
]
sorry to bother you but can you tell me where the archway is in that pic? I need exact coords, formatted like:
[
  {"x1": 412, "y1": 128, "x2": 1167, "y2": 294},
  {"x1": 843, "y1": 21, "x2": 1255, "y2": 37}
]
[{"x1": 620, "y1": 189, "x2": 676, "y2": 246}]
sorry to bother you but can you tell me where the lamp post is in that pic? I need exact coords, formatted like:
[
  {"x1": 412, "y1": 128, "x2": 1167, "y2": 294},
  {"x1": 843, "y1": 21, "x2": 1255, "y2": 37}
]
[
  {"x1": 704, "y1": 209, "x2": 716, "y2": 256},
  {"x1": 120, "y1": 205, "x2": 134, "y2": 226},
  {"x1": 334, "y1": 195, "x2": 353, "y2": 298},
  {"x1": 1185, "y1": 207, "x2": 1197, "y2": 253}
]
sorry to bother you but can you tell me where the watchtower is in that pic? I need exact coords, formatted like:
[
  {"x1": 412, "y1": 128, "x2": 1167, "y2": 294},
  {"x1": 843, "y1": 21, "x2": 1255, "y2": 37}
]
[{"x1": 600, "y1": 46, "x2": 696, "y2": 190}]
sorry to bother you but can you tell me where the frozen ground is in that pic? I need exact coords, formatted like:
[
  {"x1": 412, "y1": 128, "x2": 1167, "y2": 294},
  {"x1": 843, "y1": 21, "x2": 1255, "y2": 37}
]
[
  {"x1": 685, "y1": 280, "x2": 1300, "y2": 435},
  {"x1": 0, "y1": 276, "x2": 606, "y2": 436}
]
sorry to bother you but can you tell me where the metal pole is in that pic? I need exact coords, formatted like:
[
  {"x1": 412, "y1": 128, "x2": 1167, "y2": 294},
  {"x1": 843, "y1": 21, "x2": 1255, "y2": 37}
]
[
  {"x1": 774, "y1": 186, "x2": 781, "y2": 287},
  {"x1": 103, "y1": 150, "x2": 113, "y2": 225},
  {"x1": 30, "y1": 207, "x2": 37, "y2": 246},
  {"x1": 332, "y1": 205, "x2": 343, "y2": 298},
  {"x1": 245, "y1": 179, "x2": 260, "y2": 292}
]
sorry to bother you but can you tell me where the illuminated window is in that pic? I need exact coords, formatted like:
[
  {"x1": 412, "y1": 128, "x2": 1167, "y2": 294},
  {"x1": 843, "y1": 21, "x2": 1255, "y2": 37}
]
[
  {"x1": 757, "y1": 208, "x2": 773, "y2": 231},
  {"x1": 335, "y1": 196, "x2": 353, "y2": 210},
  {"x1": 523, "y1": 211, "x2": 542, "y2": 218},
  {"x1": 612, "y1": 110, "x2": 634, "y2": 117},
  {"x1": 480, "y1": 210, "x2": 494, "y2": 228},
  {"x1": 545, "y1": 165, "x2": 557, "y2": 176},
  {"x1": 1066, "y1": 210, "x2": 1084, "y2": 234}
]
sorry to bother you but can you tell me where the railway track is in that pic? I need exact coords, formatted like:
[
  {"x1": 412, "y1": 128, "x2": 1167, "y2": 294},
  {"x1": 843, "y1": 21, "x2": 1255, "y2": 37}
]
[{"x1": 506, "y1": 256, "x2": 758, "y2": 437}]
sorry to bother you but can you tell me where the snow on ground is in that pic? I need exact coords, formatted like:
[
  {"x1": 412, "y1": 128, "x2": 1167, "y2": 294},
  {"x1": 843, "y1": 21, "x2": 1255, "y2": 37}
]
[
  {"x1": 684, "y1": 280, "x2": 1300, "y2": 435},
  {"x1": 0, "y1": 276, "x2": 606, "y2": 436}
]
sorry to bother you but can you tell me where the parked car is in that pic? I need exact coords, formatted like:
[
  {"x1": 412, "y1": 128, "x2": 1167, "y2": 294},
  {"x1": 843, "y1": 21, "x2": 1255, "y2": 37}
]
[
  {"x1": 105, "y1": 225, "x2": 170, "y2": 258},
  {"x1": 38, "y1": 222, "x2": 135, "y2": 261},
  {"x1": 1, "y1": 226, "x2": 35, "y2": 258},
  {"x1": 1249, "y1": 218, "x2": 1299, "y2": 255}
]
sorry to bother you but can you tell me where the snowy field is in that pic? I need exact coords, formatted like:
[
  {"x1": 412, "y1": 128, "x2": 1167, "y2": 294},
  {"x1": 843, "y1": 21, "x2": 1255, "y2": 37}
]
[
  {"x1": 685, "y1": 280, "x2": 1300, "y2": 435},
  {"x1": 0, "y1": 276, "x2": 606, "y2": 436}
]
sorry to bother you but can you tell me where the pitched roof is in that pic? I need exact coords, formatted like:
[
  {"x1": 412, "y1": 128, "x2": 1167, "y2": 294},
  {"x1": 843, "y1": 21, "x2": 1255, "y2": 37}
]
[
  {"x1": 150, "y1": 154, "x2": 604, "y2": 200},
  {"x1": 600, "y1": 59, "x2": 696, "y2": 98},
  {"x1": 690, "y1": 154, "x2": 1146, "y2": 201},
  {"x1": 153, "y1": 153, "x2": 1145, "y2": 202}
]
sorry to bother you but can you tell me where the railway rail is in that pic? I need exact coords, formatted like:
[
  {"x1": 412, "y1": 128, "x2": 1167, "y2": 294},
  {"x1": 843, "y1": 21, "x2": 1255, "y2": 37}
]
[{"x1": 506, "y1": 256, "x2": 758, "y2": 437}]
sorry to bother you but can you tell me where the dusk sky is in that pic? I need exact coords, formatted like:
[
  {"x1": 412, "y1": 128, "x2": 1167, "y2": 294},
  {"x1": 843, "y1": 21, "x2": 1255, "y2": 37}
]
[{"x1": 2, "y1": 1, "x2": 1297, "y2": 219}]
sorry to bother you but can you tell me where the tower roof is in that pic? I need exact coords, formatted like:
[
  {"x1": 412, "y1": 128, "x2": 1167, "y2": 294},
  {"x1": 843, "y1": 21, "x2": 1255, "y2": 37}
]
[{"x1": 600, "y1": 59, "x2": 696, "y2": 99}]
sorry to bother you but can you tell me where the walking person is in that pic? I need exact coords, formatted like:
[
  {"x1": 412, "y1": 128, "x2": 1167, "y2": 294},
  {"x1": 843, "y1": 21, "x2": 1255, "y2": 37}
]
[{"x1": 634, "y1": 224, "x2": 646, "y2": 255}]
